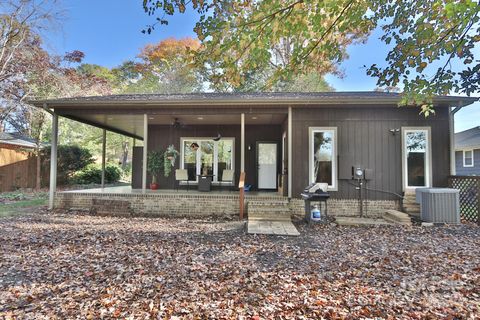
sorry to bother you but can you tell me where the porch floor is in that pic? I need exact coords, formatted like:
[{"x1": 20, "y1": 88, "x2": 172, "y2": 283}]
[{"x1": 60, "y1": 185, "x2": 285, "y2": 198}]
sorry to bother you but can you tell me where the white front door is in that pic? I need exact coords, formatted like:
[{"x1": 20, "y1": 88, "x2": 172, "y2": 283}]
[{"x1": 258, "y1": 142, "x2": 277, "y2": 189}]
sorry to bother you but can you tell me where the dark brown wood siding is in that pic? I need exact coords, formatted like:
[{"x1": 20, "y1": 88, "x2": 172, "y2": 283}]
[
  {"x1": 132, "y1": 125, "x2": 282, "y2": 189},
  {"x1": 291, "y1": 106, "x2": 451, "y2": 200},
  {"x1": 131, "y1": 146, "x2": 143, "y2": 189}
]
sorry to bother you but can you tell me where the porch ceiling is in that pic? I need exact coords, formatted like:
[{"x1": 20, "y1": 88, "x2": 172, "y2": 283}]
[{"x1": 62, "y1": 113, "x2": 287, "y2": 140}]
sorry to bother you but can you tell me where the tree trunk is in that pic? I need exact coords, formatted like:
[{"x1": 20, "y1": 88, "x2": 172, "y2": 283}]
[
  {"x1": 121, "y1": 141, "x2": 129, "y2": 169},
  {"x1": 35, "y1": 128, "x2": 44, "y2": 190}
]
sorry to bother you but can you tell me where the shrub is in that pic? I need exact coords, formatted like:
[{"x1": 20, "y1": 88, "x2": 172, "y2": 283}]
[
  {"x1": 41, "y1": 145, "x2": 95, "y2": 184},
  {"x1": 73, "y1": 163, "x2": 123, "y2": 185}
]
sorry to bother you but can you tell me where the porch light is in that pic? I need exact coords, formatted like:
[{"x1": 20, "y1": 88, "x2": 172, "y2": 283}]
[{"x1": 190, "y1": 142, "x2": 199, "y2": 151}]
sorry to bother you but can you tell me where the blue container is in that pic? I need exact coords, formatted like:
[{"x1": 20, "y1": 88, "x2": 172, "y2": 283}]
[{"x1": 311, "y1": 205, "x2": 321, "y2": 221}]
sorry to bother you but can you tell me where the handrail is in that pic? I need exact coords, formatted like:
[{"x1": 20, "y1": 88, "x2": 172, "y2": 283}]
[
  {"x1": 239, "y1": 172, "x2": 245, "y2": 219},
  {"x1": 238, "y1": 172, "x2": 245, "y2": 188}
]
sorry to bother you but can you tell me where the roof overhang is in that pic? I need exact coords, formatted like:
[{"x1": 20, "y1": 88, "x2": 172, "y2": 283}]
[
  {"x1": 31, "y1": 93, "x2": 479, "y2": 108},
  {"x1": 29, "y1": 92, "x2": 479, "y2": 140}
]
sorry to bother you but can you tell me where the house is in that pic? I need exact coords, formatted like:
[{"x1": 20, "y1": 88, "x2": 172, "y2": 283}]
[
  {"x1": 31, "y1": 92, "x2": 478, "y2": 217},
  {"x1": 455, "y1": 126, "x2": 480, "y2": 176},
  {"x1": 0, "y1": 132, "x2": 39, "y2": 192}
]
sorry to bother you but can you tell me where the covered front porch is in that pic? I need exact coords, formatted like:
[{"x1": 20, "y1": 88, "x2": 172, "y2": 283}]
[{"x1": 44, "y1": 98, "x2": 294, "y2": 211}]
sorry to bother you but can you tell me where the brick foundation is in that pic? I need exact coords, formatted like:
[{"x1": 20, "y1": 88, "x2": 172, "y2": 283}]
[
  {"x1": 289, "y1": 198, "x2": 400, "y2": 218},
  {"x1": 55, "y1": 191, "x2": 399, "y2": 218}
]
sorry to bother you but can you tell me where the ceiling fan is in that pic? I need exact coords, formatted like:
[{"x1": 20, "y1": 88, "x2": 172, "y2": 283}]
[{"x1": 171, "y1": 117, "x2": 185, "y2": 129}]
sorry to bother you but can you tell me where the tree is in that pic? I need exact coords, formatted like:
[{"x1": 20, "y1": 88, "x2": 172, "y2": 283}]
[
  {"x1": 143, "y1": 1, "x2": 369, "y2": 91},
  {"x1": 367, "y1": 0, "x2": 480, "y2": 115},
  {"x1": 0, "y1": 0, "x2": 63, "y2": 129},
  {"x1": 142, "y1": 0, "x2": 480, "y2": 114},
  {"x1": 114, "y1": 37, "x2": 203, "y2": 94}
]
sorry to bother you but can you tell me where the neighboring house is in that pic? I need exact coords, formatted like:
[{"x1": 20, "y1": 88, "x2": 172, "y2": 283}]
[
  {"x1": 0, "y1": 132, "x2": 39, "y2": 192},
  {"x1": 455, "y1": 126, "x2": 480, "y2": 176},
  {"x1": 32, "y1": 92, "x2": 478, "y2": 216}
]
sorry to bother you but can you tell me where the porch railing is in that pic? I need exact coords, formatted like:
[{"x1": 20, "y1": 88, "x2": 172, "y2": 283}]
[
  {"x1": 448, "y1": 176, "x2": 480, "y2": 225},
  {"x1": 239, "y1": 172, "x2": 245, "y2": 220}
]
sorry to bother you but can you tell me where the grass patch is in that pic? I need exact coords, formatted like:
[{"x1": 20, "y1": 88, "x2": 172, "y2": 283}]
[{"x1": 0, "y1": 192, "x2": 47, "y2": 217}]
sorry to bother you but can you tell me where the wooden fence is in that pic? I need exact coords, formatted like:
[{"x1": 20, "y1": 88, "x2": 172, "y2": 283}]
[
  {"x1": 448, "y1": 176, "x2": 480, "y2": 224},
  {"x1": 0, "y1": 157, "x2": 37, "y2": 192}
]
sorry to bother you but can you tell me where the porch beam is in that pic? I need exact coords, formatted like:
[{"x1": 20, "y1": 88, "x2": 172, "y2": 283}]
[
  {"x1": 241, "y1": 113, "x2": 245, "y2": 172},
  {"x1": 101, "y1": 129, "x2": 106, "y2": 188},
  {"x1": 288, "y1": 107, "x2": 292, "y2": 198},
  {"x1": 142, "y1": 114, "x2": 148, "y2": 193},
  {"x1": 48, "y1": 113, "x2": 58, "y2": 209}
]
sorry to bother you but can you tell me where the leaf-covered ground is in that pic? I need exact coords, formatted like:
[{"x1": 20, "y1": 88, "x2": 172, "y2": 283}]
[{"x1": 1, "y1": 212, "x2": 479, "y2": 319}]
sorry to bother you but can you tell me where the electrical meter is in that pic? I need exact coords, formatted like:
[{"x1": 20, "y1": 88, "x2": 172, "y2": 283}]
[{"x1": 353, "y1": 167, "x2": 364, "y2": 179}]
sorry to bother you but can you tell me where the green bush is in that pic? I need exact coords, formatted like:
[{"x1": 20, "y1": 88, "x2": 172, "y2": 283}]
[
  {"x1": 41, "y1": 145, "x2": 95, "y2": 185},
  {"x1": 73, "y1": 163, "x2": 123, "y2": 185}
]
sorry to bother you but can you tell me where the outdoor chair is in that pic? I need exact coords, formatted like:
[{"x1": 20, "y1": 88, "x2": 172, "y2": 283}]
[
  {"x1": 175, "y1": 169, "x2": 189, "y2": 191},
  {"x1": 220, "y1": 169, "x2": 235, "y2": 191}
]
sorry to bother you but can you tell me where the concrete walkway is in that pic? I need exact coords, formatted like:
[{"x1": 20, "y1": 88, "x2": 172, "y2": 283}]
[{"x1": 247, "y1": 220, "x2": 300, "y2": 236}]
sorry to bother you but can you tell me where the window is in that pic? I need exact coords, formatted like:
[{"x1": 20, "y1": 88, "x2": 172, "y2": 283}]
[
  {"x1": 402, "y1": 128, "x2": 431, "y2": 189},
  {"x1": 180, "y1": 138, "x2": 234, "y2": 183},
  {"x1": 309, "y1": 127, "x2": 337, "y2": 190},
  {"x1": 463, "y1": 150, "x2": 474, "y2": 167}
]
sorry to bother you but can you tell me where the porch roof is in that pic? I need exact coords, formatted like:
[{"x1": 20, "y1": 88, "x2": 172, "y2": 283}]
[
  {"x1": 30, "y1": 91, "x2": 478, "y2": 140},
  {"x1": 31, "y1": 91, "x2": 478, "y2": 108}
]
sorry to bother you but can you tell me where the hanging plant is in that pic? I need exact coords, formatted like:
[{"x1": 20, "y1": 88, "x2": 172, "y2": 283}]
[
  {"x1": 163, "y1": 144, "x2": 179, "y2": 177},
  {"x1": 190, "y1": 142, "x2": 199, "y2": 151}
]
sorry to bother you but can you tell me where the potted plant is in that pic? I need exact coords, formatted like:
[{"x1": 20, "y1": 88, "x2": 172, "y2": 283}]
[
  {"x1": 147, "y1": 151, "x2": 164, "y2": 190},
  {"x1": 163, "y1": 144, "x2": 179, "y2": 177}
]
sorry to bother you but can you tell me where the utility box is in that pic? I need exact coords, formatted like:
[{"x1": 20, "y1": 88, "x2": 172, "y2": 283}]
[{"x1": 415, "y1": 188, "x2": 460, "y2": 224}]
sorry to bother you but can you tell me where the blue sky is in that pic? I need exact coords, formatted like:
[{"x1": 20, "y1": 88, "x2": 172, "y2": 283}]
[{"x1": 44, "y1": 0, "x2": 479, "y2": 132}]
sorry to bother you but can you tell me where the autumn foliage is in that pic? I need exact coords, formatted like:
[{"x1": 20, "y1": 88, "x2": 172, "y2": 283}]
[{"x1": 138, "y1": 37, "x2": 200, "y2": 64}]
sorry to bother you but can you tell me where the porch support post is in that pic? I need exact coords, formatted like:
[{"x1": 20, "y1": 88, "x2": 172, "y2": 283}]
[
  {"x1": 241, "y1": 113, "x2": 245, "y2": 172},
  {"x1": 142, "y1": 114, "x2": 148, "y2": 193},
  {"x1": 101, "y1": 129, "x2": 106, "y2": 188},
  {"x1": 449, "y1": 107, "x2": 456, "y2": 175},
  {"x1": 48, "y1": 113, "x2": 58, "y2": 210},
  {"x1": 288, "y1": 106, "x2": 292, "y2": 199}
]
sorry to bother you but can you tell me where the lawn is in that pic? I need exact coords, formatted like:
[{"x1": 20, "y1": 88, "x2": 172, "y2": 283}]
[
  {"x1": 0, "y1": 191, "x2": 47, "y2": 217},
  {"x1": 0, "y1": 212, "x2": 479, "y2": 319}
]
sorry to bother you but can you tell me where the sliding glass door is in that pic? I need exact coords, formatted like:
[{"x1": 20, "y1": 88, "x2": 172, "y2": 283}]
[{"x1": 181, "y1": 138, "x2": 234, "y2": 183}]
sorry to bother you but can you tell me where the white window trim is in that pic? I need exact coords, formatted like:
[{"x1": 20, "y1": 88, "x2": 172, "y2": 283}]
[
  {"x1": 179, "y1": 137, "x2": 235, "y2": 184},
  {"x1": 401, "y1": 127, "x2": 432, "y2": 191},
  {"x1": 463, "y1": 149, "x2": 474, "y2": 167},
  {"x1": 281, "y1": 131, "x2": 287, "y2": 174},
  {"x1": 308, "y1": 127, "x2": 338, "y2": 191}
]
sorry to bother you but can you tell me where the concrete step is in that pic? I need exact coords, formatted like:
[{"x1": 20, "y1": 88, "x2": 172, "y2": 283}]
[
  {"x1": 335, "y1": 217, "x2": 393, "y2": 226},
  {"x1": 247, "y1": 200, "x2": 289, "y2": 207},
  {"x1": 248, "y1": 220, "x2": 300, "y2": 236},
  {"x1": 383, "y1": 210, "x2": 412, "y2": 226},
  {"x1": 247, "y1": 200, "x2": 292, "y2": 222},
  {"x1": 248, "y1": 207, "x2": 291, "y2": 214},
  {"x1": 248, "y1": 214, "x2": 292, "y2": 222}
]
